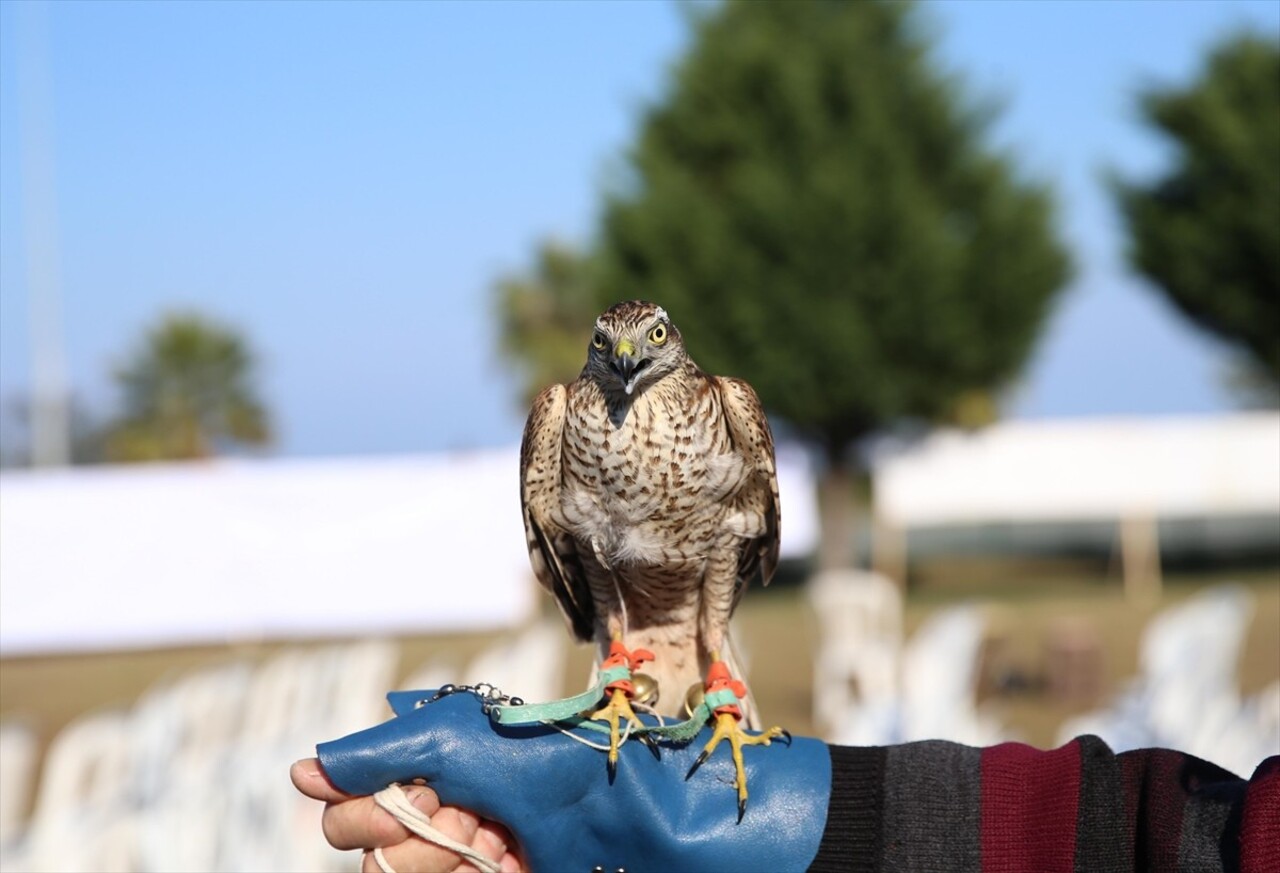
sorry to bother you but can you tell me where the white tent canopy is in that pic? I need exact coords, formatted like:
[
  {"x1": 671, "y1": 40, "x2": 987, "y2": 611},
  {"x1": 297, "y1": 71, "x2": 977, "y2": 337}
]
[
  {"x1": 871, "y1": 413, "x2": 1280, "y2": 597},
  {"x1": 875, "y1": 413, "x2": 1280, "y2": 526},
  {"x1": 0, "y1": 446, "x2": 817, "y2": 656}
]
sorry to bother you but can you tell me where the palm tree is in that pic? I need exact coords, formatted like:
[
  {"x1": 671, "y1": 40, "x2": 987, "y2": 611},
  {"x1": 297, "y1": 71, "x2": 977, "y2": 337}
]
[{"x1": 105, "y1": 312, "x2": 272, "y2": 462}]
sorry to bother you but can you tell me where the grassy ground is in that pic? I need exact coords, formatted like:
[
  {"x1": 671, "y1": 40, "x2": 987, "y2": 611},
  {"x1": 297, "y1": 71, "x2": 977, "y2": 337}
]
[{"x1": 2, "y1": 568, "x2": 1277, "y2": 779}]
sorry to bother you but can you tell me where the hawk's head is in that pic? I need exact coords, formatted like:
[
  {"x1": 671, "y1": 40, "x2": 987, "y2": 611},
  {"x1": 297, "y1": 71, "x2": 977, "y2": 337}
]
[{"x1": 585, "y1": 300, "x2": 686, "y2": 397}]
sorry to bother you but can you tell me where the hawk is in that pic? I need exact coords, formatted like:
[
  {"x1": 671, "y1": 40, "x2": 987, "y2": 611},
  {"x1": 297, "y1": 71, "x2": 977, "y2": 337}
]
[{"x1": 519, "y1": 299, "x2": 784, "y2": 814}]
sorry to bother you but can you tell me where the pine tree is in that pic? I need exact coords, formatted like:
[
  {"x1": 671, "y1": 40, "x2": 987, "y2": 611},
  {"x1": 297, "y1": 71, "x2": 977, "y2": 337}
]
[{"x1": 1114, "y1": 33, "x2": 1280, "y2": 400}]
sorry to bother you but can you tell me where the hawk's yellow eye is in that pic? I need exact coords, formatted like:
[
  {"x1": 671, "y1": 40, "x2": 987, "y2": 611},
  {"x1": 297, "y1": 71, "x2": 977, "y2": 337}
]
[
  {"x1": 591, "y1": 332, "x2": 607, "y2": 350},
  {"x1": 648, "y1": 323, "x2": 668, "y2": 345}
]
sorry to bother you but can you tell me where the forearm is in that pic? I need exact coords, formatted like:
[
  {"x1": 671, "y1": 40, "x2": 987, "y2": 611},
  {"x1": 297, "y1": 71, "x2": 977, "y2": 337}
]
[{"x1": 811, "y1": 737, "x2": 1277, "y2": 872}]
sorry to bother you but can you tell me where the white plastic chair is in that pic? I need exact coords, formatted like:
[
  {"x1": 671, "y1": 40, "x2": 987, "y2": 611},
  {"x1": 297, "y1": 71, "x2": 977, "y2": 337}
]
[
  {"x1": 130, "y1": 662, "x2": 253, "y2": 804},
  {"x1": 0, "y1": 721, "x2": 37, "y2": 846},
  {"x1": 461, "y1": 619, "x2": 566, "y2": 706},
  {"x1": 900, "y1": 605, "x2": 1005, "y2": 745},
  {"x1": 1144, "y1": 585, "x2": 1253, "y2": 750},
  {"x1": 319, "y1": 639, "x2": 401, "y2": 738},
  {"x1": 1056, "y1": 583, "x2": 1263, "y2": 774},
  {"x1": 18, "y1": 710, "x2": 140, "y2": 872},
  {"x1": 807, "y1": 570, "x2": 904, "y2": 740},
  {"x1": 399, "y1": 658, "x2": 463, "y2": 694},
  {"x1": 129, "y1": 662, "x2": 255, "y2": 872},
  {"x1": 220, "y1": 641, "x2": 397, "y2": 872}
]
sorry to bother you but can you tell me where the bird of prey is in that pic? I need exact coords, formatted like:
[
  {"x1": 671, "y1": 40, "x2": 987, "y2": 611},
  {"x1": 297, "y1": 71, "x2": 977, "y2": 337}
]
[{"x1": 519, "y1": 299, "x2": 784, "y2": 815}]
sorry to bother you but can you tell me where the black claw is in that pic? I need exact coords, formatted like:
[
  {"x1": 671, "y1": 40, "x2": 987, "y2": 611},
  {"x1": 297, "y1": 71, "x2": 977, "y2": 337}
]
[
  {"x1": 737, "y1": 797, "x2": 747, "y2": 822},
  {"x1": 686, "y1": 749, "x2": 711, "y2": 780},
  {"x1": 780, "y1": 729, "x2": 793, "y2": 745},
  {"x1": 607, "y1": 756, "x2": 617, "y2": 783},
  {"x1": 640, "y1": 732, "x2": 662, "y2": 760}
]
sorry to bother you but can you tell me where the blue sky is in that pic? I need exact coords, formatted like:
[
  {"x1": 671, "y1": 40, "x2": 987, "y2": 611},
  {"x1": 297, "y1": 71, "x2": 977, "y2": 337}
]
[{"x1": 1, "y1": 0, "x2": 1277, "y2": 459}]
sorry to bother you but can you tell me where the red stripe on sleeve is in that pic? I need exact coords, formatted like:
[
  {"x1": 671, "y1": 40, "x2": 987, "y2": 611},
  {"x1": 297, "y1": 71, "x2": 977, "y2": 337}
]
[
  {"x1": 980, "y1": 740, "x2": 1082, "y2": 873},
  {"x1": 1241, "y1": 756, "x2": 1279, "y2": 873}
]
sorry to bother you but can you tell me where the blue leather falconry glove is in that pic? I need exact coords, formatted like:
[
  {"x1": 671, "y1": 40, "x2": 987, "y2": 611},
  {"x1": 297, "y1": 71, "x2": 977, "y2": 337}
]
[{"x1": 316, "y1": 687, "x2": 832, "y2": 873}]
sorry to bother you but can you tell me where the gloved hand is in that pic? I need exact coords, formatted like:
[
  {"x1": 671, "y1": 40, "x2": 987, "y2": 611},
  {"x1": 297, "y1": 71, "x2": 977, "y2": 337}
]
[{"x1": 316, "y1": 688, "x2": 831, "y2": 873}]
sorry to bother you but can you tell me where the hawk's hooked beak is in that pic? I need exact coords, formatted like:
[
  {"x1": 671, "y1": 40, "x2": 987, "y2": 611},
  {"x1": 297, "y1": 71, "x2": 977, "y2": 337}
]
[{"x1": 612, "y1": 338, "x2": 646, "y2": 394}]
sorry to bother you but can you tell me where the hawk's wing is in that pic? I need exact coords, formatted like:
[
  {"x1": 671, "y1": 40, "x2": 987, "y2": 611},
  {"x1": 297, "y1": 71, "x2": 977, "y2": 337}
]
[
  {"x1": 717, "y1": 376, "x2": 781, "y2": 602},
  {"x1": 519, "y1": 384, "x2": 595, "y2": 642}
]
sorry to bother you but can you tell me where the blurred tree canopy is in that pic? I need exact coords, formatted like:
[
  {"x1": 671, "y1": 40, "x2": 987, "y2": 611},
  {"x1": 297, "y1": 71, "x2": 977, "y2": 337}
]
[
  {"x1": 105, "y1": 313, "x2": 272, "y2": 462},
  {"x1": 494, "y1": 241, "x2": 599, "y2": 408},
  {"x1": 1113, "y1": 33, "x2": 1280, "y2": 399}
]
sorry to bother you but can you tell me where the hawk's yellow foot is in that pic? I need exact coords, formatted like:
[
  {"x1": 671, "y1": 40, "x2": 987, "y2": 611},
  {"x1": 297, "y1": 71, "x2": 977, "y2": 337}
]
[
  {"x1": 685, "y1": 660, "x2": 787, "y2": 819},
  {"x1": 590, "y1": 687, "x2": 650, "y2": 777},
  {"x1": 589, "y1": 640, "x2": 659, "y2": 776}
]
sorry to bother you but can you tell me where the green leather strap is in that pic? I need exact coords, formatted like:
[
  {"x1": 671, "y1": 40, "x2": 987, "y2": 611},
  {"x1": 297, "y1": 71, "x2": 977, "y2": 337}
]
[
  {"x1": 488, "y1": 671, "x2": 724, "y2": 745},
  {"x1": 633, "y1": 703, "x2": 712, "y2": 743},
  {"x1": 704, "y1": 688, "x2": 741, "y2": 710},
  {"x1": 489, "y1": 675, "x2": 609, "y2": 725}
]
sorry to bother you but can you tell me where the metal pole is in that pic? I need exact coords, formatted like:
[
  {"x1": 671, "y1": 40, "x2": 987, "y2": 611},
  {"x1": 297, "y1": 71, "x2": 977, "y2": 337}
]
[{"x1": 18, "y1": 0, "x2": 71, "y2": 467}]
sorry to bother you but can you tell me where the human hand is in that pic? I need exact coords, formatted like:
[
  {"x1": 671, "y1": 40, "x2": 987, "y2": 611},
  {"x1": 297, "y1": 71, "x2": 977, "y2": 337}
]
[{"x1": 289, "y1": 757, "x2": 525, "y2": 873}]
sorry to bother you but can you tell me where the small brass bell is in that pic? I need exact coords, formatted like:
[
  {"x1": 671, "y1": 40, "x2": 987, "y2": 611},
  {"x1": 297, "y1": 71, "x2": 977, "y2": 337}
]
[
  {"x1": 683, "y1": 682, "x2": 706, "y2": 717},
  {"x1": 631, "y1": 672, "x2": 659, "y2": 706}
]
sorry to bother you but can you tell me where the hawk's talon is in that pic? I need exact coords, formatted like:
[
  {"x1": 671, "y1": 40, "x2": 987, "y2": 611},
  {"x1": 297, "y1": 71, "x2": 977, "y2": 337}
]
[
  {"x1": 685, "y1": 747, "x2": 712, "y2": 781},
  {"x1": 639, "y1": 731, "x2": 662, "y2": 760}
]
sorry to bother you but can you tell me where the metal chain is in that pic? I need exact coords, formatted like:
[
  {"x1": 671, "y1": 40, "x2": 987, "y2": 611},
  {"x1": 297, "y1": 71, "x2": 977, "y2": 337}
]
[{"x1": 415, "y1": 682, "x2": 525, "y2": 718}]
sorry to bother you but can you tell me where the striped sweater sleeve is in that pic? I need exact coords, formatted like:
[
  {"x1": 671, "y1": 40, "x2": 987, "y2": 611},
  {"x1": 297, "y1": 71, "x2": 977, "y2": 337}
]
[{"x1": 808, "y1": 736, "x2": 1278, "y2": 873}]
